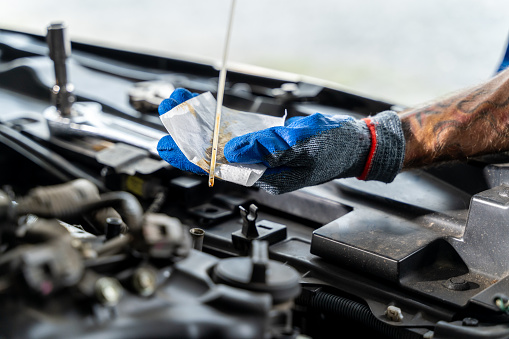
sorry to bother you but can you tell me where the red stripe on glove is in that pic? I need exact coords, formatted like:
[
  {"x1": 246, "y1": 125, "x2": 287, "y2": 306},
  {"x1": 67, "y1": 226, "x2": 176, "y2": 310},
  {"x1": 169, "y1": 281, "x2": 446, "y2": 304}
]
[{"x1": 357, "y1": 118, "x2": 377, "y2": 180}]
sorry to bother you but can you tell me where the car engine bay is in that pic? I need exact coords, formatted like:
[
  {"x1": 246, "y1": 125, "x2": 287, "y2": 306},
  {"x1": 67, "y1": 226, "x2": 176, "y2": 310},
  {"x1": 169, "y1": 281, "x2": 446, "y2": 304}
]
[{"x1": 1, "y1": 24, "x2": 509, "y2": 339}]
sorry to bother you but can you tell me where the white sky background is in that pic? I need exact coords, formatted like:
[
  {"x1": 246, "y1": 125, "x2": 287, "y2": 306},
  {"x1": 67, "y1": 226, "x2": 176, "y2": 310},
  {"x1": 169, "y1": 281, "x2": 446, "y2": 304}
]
[{"x1": 0, "y1": 0, "x2": 508, "y2": 107}]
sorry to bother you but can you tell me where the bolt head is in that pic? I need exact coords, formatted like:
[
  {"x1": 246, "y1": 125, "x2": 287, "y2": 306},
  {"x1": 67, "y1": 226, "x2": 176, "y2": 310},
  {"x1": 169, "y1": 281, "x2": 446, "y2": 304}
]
[
  {"x1": 132, "y1": 268, "x2": 157, "y2": 297},
  {"x1": 385, "y1": 305, "x2": 404, "y2": 322},
  {"x1": 95, "y1": 277, "x2": 123, "y2": 306},
  {"x1": 444, "y1": 277, "x2": 470, "y2": 291}
]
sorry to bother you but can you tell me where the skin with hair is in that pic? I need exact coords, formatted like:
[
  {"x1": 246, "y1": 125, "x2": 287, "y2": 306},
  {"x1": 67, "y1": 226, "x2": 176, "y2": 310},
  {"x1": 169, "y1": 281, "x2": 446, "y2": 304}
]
[{"x1": 400, "y1": 67, "x2": 509, "y2": 169}]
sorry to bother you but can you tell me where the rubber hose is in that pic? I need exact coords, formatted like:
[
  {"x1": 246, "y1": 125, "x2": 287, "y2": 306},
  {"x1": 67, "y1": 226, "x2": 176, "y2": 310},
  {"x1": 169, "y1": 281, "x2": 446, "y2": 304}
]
[
  {"x1": 18, "y1": 191, "x2": 143, "y2": 231},
  {"x1": 298, "y1": 290, "x2": 421, "y2": 339},
  {"x1": 96, "y1": 192, "x2": 144, "y2": 231},
  {"x1": 17, "y1": 179, "x2": 100, "y2": 217}
]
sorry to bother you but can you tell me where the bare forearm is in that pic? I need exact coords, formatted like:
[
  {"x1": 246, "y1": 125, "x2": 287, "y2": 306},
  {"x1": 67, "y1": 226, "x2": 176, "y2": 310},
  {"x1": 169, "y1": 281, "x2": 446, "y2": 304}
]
[{"x1": 399, "y1": 68, "x2": 509, "y2": 169}]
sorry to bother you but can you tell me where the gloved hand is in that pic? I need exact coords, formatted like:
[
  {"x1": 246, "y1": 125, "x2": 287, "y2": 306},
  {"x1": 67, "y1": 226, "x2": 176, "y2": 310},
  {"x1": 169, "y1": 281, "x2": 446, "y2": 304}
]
[
  {"x1": 158, "y1": 88, "x2": 406, "y2": 195},
  {"x1": 224, "y1": 111, "x2": 405, "y2": 194},
  {"x1": 157, "y1": 88, "x2": 207, "y2": 175}
]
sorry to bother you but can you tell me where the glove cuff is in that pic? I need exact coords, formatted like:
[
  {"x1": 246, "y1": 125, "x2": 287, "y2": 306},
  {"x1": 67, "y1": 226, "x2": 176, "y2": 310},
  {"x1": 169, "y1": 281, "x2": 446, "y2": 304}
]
[{"x1": 357, "y1": 111, "x2": 405, "y2": 183}]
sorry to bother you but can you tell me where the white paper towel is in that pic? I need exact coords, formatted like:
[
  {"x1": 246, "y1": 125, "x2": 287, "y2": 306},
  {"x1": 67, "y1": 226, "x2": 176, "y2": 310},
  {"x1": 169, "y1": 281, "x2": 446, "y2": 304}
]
[{"x1": 159, "y1": 92, "x2": 285, "y2": 186}]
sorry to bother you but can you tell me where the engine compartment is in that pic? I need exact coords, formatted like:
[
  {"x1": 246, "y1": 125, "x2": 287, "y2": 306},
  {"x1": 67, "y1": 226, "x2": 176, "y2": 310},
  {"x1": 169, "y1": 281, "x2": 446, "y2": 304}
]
[{"x1": 1, "y1": 27, "x2": 509, "y2": 339}]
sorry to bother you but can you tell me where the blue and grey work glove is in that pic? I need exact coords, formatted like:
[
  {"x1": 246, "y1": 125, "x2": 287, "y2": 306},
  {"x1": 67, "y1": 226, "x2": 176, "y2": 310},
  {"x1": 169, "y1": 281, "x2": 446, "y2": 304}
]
[{"x1": 158, "y1": 88, "x2": 406, "y2": 195}]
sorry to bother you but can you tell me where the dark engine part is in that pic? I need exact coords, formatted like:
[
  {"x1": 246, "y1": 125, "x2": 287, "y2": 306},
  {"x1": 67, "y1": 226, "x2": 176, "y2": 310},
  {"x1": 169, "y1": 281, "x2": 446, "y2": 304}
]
[{"x1": 0, "y1": 179, "x2": 300, "y2": 339}]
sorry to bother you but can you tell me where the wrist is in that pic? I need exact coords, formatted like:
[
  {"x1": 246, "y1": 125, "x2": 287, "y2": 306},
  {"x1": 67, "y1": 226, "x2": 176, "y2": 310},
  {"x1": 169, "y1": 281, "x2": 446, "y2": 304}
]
[{"x1": 357, "y1": 111, "x2": 405, "y2": 183}]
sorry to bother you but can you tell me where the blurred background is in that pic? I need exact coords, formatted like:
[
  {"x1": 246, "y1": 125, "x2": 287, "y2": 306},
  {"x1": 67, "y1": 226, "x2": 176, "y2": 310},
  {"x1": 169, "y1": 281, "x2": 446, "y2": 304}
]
[{"x1": 0, "y1": 0, "x2": 508, "y2": 107}]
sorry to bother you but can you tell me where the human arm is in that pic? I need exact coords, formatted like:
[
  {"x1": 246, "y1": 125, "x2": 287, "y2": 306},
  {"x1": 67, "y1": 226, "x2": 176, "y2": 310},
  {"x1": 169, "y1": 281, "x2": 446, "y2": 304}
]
[
  {"x1": 400, "y1": 67, "x2": 509, "y2": 169},
  {"x1": 159, "y1": 68, "x2": 509, "y2": 195}
]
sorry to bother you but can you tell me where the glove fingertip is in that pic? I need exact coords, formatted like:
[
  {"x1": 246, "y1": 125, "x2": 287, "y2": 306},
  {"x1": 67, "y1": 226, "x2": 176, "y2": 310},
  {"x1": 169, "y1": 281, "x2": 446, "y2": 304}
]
[
  {"x1": 224, "y1": 137, "x2": 255, "y2": 163},
  {"x1": 158, "y1": 98, "x2": 178, "y2": 115},
  {"x1": 158, "y1": 88, "x2": 199, "y2": 115},
  {"x1": 157, "y1": 135, "x2": 176, "y2": 151},
  {"x1": 171, "y1": 88, "x2": 198, "y2": 103}
]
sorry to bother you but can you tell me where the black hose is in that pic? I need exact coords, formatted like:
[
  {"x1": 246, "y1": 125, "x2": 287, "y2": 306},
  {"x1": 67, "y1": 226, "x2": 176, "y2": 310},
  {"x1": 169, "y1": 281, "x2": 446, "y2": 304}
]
[
  {"x1": 18, "y1": 191, "x2": 143, "y2": 232},
  {"x1": 93, "y1": 192, "x2": 144, "y2": 231},
  {"x1": 297, "y1": 290, "x2": 421, "y2": 339}
]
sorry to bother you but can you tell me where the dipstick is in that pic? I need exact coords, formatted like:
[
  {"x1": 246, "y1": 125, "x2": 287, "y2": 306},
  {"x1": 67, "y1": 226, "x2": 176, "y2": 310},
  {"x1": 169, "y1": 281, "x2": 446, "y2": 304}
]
[{"x1": 209, "y1": 0, "x2": 236, "y2": 187}]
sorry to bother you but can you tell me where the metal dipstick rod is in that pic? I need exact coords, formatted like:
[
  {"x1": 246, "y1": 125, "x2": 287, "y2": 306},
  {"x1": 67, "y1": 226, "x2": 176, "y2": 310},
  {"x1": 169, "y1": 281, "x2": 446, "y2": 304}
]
[
  {"x1": 46, "y1": 22, "x2": 75, "y2": 117},
  {"x1": 209, "y1": 0, "x2": 236, "y2": 187}
]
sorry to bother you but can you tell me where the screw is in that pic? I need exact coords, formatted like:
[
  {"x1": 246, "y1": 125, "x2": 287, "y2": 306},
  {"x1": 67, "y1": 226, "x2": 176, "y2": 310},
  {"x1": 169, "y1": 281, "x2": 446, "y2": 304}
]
[
  {"x1": 95, "y1": 277, "x2": 123, "y2": 306},
  {"x1": 132, "y1": 267, "x2": 157, "y2": 297},
  {"x1": 385, "y1": 305, "x2": 404, "y2": 322},
  {"x1": 444, "y1": 277, "x2": 470, "y2": 291}
]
